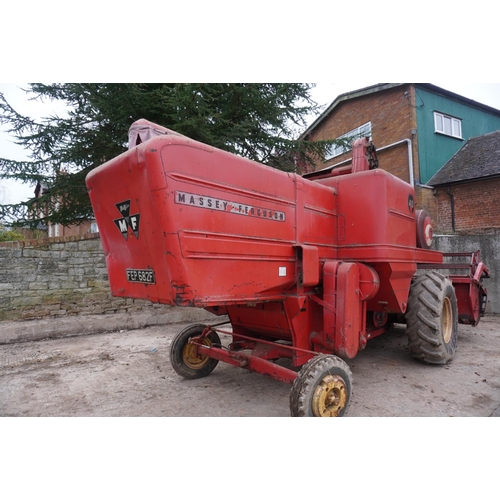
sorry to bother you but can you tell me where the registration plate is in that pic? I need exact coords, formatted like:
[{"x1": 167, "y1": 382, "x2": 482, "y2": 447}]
[{"x1": 126, "y1": 268, "x2": 156, "y2": 284}]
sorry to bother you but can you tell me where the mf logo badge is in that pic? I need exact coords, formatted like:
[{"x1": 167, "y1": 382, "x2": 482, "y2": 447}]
[{"x1": 114, "y1": 200, "x2": 141, "y2": 240}]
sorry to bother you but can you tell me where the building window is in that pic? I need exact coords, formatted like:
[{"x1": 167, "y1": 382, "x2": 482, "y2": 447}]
[
  {"x1": 325, "y1": 122, "x2": 372, "y2": 160},
  {"x1": 434, "y1": 112, "x2": 462, "y2": 139},
  {"x1": 90, "y1": 221, "x2": 99, "y2": 233},
  {"x1": 48, "y1": 224, "x2": 60, "y2": 237}
]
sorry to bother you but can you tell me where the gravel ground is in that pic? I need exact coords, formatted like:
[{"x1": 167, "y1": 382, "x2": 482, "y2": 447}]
[{"x1": 1, "y1": 315, "x2": 500, "y2": 417}]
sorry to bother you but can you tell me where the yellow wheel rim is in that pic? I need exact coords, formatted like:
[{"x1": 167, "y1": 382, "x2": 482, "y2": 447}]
[
  {"x1": 442, "y1": 296, "x2": 452, "y2": 344},
  {"x1": 182, "y1": 337, "x2": 212, "y2": 370},
  {"x1": 312, "y1": 374, "x2": 348, "y2": 417}
]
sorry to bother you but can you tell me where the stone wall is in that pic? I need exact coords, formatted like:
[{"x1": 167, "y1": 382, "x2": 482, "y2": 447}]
[
  {"x1": 433, "y1": 231, "x2": 499, "y2": 314},
  {"x1": 2, "y1": 231, "x2": 496, "y2": 323},
  {"x1": 0, "y1": 234, "x2": 168, "y2": 322}
]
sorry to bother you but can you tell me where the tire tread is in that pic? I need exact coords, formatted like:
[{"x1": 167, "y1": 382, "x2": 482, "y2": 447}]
[
  {"x1": 405, "y1": 271, "x2": 458, "y2": 365},
  {"x1": 290, "y1": 355, "x2": 352, "y2": 417}
]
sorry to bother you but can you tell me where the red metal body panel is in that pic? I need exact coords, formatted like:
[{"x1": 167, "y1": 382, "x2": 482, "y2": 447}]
[
  {"x1": 453, "y1": 279, "x2": 483, "y2": 325},
  {"x1": 334, "y1": 263, "x2": 361, "y2": 358},
  {"x1": 319, "y1": 169, "x2": 418, "y2": 249},
  {"x1": 316, "y1": 169, "x2": 442, "y2": 315},
  {"x1": 87, "y1": 134, "x2": 337, "y2": 308}
]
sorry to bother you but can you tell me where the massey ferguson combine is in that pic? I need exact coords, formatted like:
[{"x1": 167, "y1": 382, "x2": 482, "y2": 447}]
[{"x1": 86, "y1": 119, "x2": 489, "y2": 417}]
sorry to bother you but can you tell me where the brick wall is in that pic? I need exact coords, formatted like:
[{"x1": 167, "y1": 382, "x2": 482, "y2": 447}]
[
  {"x1": 434, "y1": 179, "x2": 500, "y2": 234},
  {"x1": 429, "y1": 179, "x2": 498, "y2": 313},
  {"x1": 417, "y1": 186, "x2": 439, "y2": 230},
  {"x1": 0, "y1": 234, "x2": 167, "y2": 321},
  {"x1": 48, "y1": 220, "x2": 96, "y2": 238},
  {"x1": 305, "y1": 85, "x2": 438, "y2": 220},
  {"x1": 306, "y1": 85, "x2": 417, "y2": 177}
]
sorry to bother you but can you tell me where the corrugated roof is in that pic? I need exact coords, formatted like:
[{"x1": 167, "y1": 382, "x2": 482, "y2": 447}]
[{"x1": 428, "y1": 130, "x2": 500, "y2": 186}]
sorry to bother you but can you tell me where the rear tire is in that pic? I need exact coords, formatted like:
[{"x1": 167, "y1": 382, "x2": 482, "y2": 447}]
[
  {"x1": 290, "y1": 355, "x2": 352, "y2": 417},
  {"x1": 405, "y1": 271, "x2": 458, "y2": 364}
]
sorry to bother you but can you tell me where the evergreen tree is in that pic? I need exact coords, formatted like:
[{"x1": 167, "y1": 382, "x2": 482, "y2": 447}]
[{"x1": 0, "y1": 83, "x2": 332, "y2": 228}]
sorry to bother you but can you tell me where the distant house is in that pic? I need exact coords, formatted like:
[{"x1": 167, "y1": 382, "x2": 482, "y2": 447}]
[
  {"x1": 301, "y1": 83, "x2": 500, "y2": 230},
  {"x1": 428, "y1": 130, "x2": 500, "y2": 234},
  {"x1": 32, "y1": 181, "x2": 98, "y2": 238}
]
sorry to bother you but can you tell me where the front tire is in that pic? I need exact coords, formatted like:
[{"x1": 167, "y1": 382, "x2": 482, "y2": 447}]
[
  {"x1": 170, "y1": 324, "x2": 221, "y2": 379},
  {"x1": 290, "y1": 355, "x2": 353, "y2": 417},
  {"x1": 405, "y1": 271, "x2": 458, "y2": 364}
]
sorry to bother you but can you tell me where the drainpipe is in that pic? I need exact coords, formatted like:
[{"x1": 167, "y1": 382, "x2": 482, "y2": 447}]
[
  {"x1": 376, "y1": 138, "x2": 414, "y2": 187},
  {"x1": 446, "y1": 185, "x2": 456, "y2": 232},
  {"x1": 309, "y1": 138, "x2": 415, "y2": 185}
]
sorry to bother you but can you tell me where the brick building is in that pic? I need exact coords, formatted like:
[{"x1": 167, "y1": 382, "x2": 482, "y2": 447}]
[
  {"x1": 46, "y1": 219, "x2": 97, "y2": 238},
  {"x1": 31, "y1": 181, "x2": 98, "y2": 238},
  {"x1": 428, "y1": 130, "x2": 500, "y2": 234},
  {"x1": 301, "y1": 83, "x2": 500, "y2": 232}
]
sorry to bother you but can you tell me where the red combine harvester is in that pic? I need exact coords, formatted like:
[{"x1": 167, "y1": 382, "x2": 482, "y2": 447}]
[{"x1": 86, "y1": 119, "x2": 490, "y2": 417}]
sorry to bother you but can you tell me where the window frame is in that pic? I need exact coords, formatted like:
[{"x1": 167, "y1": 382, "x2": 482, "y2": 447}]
[
  {"x1": 434, "y1": 111, "x2": 463, "y2": 139},
  {"x1": 325, "y1": 122, "x2": 372, "y2": 160}
]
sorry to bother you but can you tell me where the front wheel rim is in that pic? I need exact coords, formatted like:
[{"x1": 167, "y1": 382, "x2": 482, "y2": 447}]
[
  {"x1": 311, "y1": 374, "x2": 348, "y2": 417},
  {"x1": 182, "y1": 337, "x2": 212, "y2": 370}
]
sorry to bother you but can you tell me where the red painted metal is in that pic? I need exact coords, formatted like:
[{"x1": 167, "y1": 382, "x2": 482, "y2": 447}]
[
  {"x1": 415, "y1": 209, "x2": 433, "y2": 249},
  {"x1": 85, "y1": 120, "x2": 489, "y2": 382},
  {"x1": 351, "y1": 137, "x2": 378, "y2": 173},
  {"x1": 195, "y1": 342, "x2": 299, "y2": 383},
  {"x1": 418, "y1": 251, "x2": 489, "y2": 325}
]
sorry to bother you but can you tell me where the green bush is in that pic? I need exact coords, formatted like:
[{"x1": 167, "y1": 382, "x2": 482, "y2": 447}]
[{"x1": 0, "y1": 229, "x2": 26, "y2": 242}]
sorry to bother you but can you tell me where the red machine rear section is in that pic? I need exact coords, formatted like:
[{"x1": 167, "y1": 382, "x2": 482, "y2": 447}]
[
  {"x1": 87, "y1": 128, "x2": 335, "y2": 307},
  {"x1": 419, "y1": 250, "x2": 489, "y2": 325},
  {"x1": 86, "y1": 120, "x2": 490, "y2": 417}
]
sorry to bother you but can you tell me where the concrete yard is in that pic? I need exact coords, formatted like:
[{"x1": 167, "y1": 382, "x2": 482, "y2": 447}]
[{"x1": 1, "y1": 314, "x2": 500, "y2": 417}]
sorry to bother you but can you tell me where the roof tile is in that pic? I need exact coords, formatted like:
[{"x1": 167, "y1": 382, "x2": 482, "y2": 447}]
[{"x1": 427, "y1": 130, "x2": 500, "y2": 186}]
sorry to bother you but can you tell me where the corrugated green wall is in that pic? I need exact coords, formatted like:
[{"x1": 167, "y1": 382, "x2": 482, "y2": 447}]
[{"x1": 415, "y1": 86, "x2": 500, "y2": 183}]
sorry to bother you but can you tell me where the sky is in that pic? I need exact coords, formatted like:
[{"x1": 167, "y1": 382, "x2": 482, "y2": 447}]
[{"x1": 1, "y1": 82, "x2": 500, "y2": 205}]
